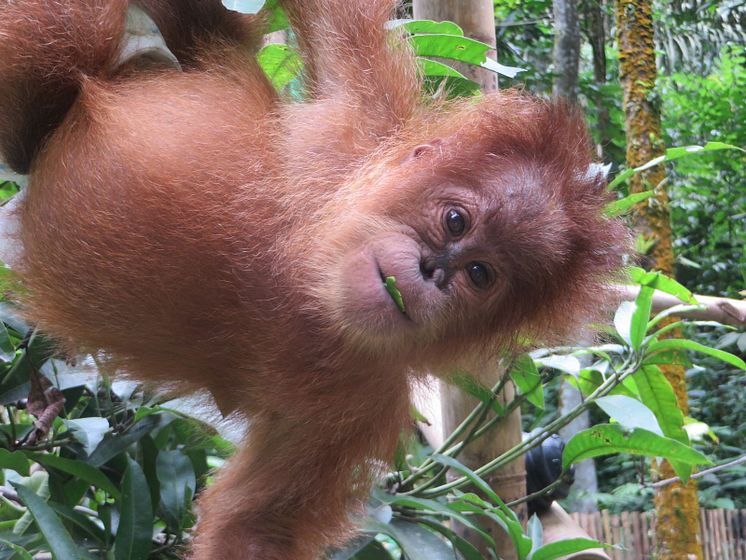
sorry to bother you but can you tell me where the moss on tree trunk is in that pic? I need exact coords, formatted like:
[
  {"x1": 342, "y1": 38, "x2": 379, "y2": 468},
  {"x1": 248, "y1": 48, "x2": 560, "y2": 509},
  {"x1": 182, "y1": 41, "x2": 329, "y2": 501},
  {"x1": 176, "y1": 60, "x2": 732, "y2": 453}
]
[{"x1": 615, "y1": 1, "x2": 703, "y2": 559}]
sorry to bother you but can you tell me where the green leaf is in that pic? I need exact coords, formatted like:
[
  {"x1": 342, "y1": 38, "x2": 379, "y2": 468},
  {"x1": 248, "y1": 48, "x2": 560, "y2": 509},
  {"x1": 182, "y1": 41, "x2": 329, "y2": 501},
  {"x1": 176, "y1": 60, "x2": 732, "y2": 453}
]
[
  {"x1": 114, "y1": 458, "x2": 153, "y2": 560},
  {"x1": 375, "y1": 491, "x2": 493, "y2": 546},
  {"x1": 384, "y1": 276, "x2": 406, "y2": 313},
  {"x1": 613, "y1": 301, "x2": 636, "y2": 345},
  {"x1": 633, "y1": 366, "x2": 687, "y2": 442},
  {"x1": 604, "y1": 190, "x2": 655, "y2": 216},
  {"x1": 156, "y1": 450, "x2": 196, "y2": 531},
  {"x1": 647, "y1": 339, "x2": 746, "y2": 370},
  {"x1": 63, "y1": 417, "x2": 110, "y2": 457},
  {"x1": 257, "y1": 44, "x2": 302, "y2": 91},
  {"x1": 0, "y1": 449, "x2": 29, "y2": 476},
  {"x1": 408, "y1": 34, "x2": 523, "y2": 77},
  {"x1": 627, "y1": 267, "x2": 697, "y2": 304},
  {"x1": 48, "y1": 502, "x2": 106, "y2": 545},
  {"x1": 595, "y1": 395, "x2": 663, "y2": 435},
  {"x1": 387, "y1": 519, "x2": 453, "y2": 560},
  {"x1": 450, "y1": 370, "x2": 504, "y2": 414},
  {"x1": 562, "y1": 425, "x2": 712, "y2": 470},
  {"x1": 527, "y1": 514, "x2": 543, "y2": 550},
  {"x1": 221, "y1": 0, "x2": 265, "y2": 13},
  {"x1": 87, "y1": 413, "x2": 161, "y2": 467},
  {"x1": 0, "y1": 539, "x2": 33, "y2": 560},
  {"x1": 12, "y1": 484, "x2": 88, "y2": 560},
  {"x1": 607, "y1": 142, "x2": 745, "y2": 190},
  {"x1": 530, "y1": 538, "x2": 607, "y2": 560},
  {"x1": 417, "y1": 57, "x2": 468, "y2": 79},
  {"x1": 429, "y1": 455, "x2": 530, "y2": 558},
  {"x1": 24, "y1": 452, "x2": 121, "y2": 500},
  {"x1": 630, "y1": 286, "x2": 655, "y2": 350},
  {"x1": 509, "y1": 355, "x2": 544, "y2": 409},
  {"x1": 389, "y1": 19, "x2": 464, "y2": 36},
  {"x1": 418, "y1": 518, "x2": 484, "y2": 560}
]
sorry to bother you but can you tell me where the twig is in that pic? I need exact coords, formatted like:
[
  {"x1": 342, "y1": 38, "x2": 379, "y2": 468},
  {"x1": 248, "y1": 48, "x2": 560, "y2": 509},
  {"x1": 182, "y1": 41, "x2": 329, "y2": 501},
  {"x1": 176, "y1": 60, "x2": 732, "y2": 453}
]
[{"x1": 651, "y1": 454, "x2": 746, "y2": 489}]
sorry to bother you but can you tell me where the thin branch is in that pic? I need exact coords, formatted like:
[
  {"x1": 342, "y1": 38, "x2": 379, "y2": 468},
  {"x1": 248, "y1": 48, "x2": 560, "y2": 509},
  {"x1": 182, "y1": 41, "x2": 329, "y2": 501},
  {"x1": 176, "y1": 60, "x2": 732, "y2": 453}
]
[{"x1": 651, "y1": 454, "x2": 746, "y2": 489}]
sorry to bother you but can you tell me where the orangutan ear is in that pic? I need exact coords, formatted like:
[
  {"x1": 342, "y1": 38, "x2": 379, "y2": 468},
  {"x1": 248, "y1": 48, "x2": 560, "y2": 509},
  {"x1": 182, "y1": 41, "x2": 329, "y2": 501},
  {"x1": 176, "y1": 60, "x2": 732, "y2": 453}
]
[{"x1": 402, "y1": 138, "x2": 443, "y2": 163}]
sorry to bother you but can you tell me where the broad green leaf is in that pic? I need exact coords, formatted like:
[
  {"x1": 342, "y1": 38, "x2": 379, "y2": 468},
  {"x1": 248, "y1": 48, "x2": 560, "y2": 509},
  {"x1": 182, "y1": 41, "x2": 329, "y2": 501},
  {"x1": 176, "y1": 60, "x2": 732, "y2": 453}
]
[
  {"x1": 630, "y1": 286, "x2": 654, "y2": 350},
  {"x1": 387, "y1": 519, "x2": 453, "y2": 560},
  {"x1": 430, "y1": 455, "x2": 530, "y2": 558},
  {"x1": 0, "y1": 321, "x2": 14, "y2": 353},
  {"x1": 63, "y1": 417, "x2": 110, "y2": 457},
  {"x1": 534, "y1": 355, "x2": 581, "y2": 376},
  {"x1": 257, "y1": 44, "x2": 302, "y2": 91},
  {"x1": 0, "y1": 449, "x2": 29, "y2": 476},
  {"x1": 647, "y1": 339, "x2": 746, "y2": 370},
  {"x1": 156, "y1": 450, "x2": 196, "y2": 531},
  {"x1": 409, "y1": 34, "x2": 523, "y2": 77},
  {"x1": 633, "y1": 366, "x2": 687, "y2": 442},
  {"x1": 613, "y1": 301, "x2": 636, "y2": 345},
  {"x1": 0, "y1": 539, "x2": 33, "y2": 560},
  {"x1": 648, "y1": 304, "x2": 706, "y2": 330},
  {"x1": 388, "y1": 19, "x2": 464, "y2": 36},
  {"x1": 417, "y1": 57, "x2": 469, "y2": 79},
  {"x1": 419, "y1": 519, "x2": 484, "y2": 560},
  {"x1": 566, "y1": 369, "x2": 602, "y2": 397},
  {"x1": 530, "y1": 538, "x2": 607, "y2": 560},
  {"x1": 13, "y1": 484, "x2": 88, "y2": 560},
  {"x1": 87, "y1": 413, "x2": 161, "y2": 467},
  {"x1": 527, "y1": 514, "x2": 543, "y2": 550},
  {"x1": 114, "y1": 458, "x2": 153, "y2": 560},
  {"x1": 450, "y1": 370, "x2": 504, "y2": 414},
  {"x1": 563, "y1": 425, "x2": 712, "y2": 470},
  {"x1": 627, "y1": 267, "x2": 697, "y2": 304},
  {"x1": 48, "y1": 502, "x2": 106, "y2": 545},
  {"x1": 375, "y1": 491, "x2": 492, "y2": 545},
  {"x1": 328, "y1": 535, "x2": 378, "y2": 560},
  {"x1": 509, "y1": 355, "x2": 544, "y2": 409},
  {"x1": 595, "y1": 395, "x2": 663, "y2": 435},
  {"x1": 24, "y1": 452, "x2": 121, "y2": 500},
  {"x1": 607, "y1": 142, "x2": 745, "y2": 190},
  {"x1": 221, "y1": 0, "x2": 264, "y2": 13},
  {"x1": 604, "y1": 190, "x2": 655, "y2": 216}
]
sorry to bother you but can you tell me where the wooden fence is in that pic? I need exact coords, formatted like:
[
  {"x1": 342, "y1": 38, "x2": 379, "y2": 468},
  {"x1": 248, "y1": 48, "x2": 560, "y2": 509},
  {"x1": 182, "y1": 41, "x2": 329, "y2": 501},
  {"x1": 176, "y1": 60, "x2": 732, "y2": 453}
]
[{"x1": 569, "y1": 509, "x2": 746, "y2": 559}]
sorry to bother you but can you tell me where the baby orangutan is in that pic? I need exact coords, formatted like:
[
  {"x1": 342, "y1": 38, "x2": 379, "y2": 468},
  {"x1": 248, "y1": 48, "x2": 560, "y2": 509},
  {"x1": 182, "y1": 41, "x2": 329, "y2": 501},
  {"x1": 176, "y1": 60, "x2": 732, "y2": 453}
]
[{"x1": 0, "y1": 0, "x2": 627, "y2": 558}]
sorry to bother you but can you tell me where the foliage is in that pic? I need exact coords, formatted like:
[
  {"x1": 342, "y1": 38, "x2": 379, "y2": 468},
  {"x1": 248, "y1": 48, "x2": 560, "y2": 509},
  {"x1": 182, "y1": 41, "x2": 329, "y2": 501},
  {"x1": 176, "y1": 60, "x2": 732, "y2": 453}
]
[
  {"x1": 1, "y1": 5, "x2": 744, "y2": 559},
  {"x1": 328, "y1": 269, "x2": 743, "y2": 559},
  {"x1": 0, "y1": 307, "x2": 233, "y2": 559},
  {"x1": 661, "y1": 46, "x2": 746, "y2": 297}
]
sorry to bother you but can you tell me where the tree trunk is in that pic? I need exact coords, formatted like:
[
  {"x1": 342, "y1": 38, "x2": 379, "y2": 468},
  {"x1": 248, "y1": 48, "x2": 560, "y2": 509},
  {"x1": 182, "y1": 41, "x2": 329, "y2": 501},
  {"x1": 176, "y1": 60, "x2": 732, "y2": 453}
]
[
  {"x1": 411, "y1": 5, "x2": 519, "y2": 558},
  {"x1": 552, "y1": 0, "x2": 580, "y2": 102},
  {"x1": 582, "y1": 0, "x2": 611, "y2": 158},
  {"x1": 615, "y1": 2, "x2": 703, "y2": 559}
]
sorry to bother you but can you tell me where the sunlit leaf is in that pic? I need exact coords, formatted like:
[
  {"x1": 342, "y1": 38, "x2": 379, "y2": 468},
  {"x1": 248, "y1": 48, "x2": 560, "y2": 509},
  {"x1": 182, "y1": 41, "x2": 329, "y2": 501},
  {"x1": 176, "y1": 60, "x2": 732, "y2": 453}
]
[
  {"x1": 647, "y1": 339, "x2": 746, "y2": 370},
  {"x1": 509, "y1": 355, "x2": 544, "y2": 409},
  {"x1": 563, "y1": 425, "x2": 711, "y2": 470},
  {"x1": 595, "y1": 395, "x2": 663, "y2": 435}
]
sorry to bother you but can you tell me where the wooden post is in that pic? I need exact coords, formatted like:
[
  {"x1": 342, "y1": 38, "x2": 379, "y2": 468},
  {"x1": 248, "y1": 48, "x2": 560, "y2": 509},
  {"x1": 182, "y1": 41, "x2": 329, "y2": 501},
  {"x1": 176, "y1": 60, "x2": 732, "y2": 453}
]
[{"x1": 410, "y1": 2, "x2": 517, "y2": 557}]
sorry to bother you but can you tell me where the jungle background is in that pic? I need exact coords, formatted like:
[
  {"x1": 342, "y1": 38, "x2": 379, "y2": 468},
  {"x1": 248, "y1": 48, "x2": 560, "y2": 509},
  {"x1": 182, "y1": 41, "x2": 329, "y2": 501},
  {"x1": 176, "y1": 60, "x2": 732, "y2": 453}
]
[{"x1": 0, "y1": 0, "x2": 744, "y2": 559}]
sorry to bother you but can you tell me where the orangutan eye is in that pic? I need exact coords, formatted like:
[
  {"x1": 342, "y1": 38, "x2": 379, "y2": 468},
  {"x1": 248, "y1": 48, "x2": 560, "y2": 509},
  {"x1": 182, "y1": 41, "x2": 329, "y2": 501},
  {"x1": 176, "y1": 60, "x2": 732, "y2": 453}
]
[
  {"x1": 466, "y1": 262, "x2": 492, "y2": 289},
  {"x1": 445, "y1": 208, "x2": 466, "y2": 236}
]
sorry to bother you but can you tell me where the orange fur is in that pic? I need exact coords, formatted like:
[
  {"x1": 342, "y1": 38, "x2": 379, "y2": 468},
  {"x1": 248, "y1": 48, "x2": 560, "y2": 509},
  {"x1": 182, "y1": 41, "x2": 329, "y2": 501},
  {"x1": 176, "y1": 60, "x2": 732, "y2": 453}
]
[{"x1": 0, "y1": 1, "x2": 628, "y2": 558}]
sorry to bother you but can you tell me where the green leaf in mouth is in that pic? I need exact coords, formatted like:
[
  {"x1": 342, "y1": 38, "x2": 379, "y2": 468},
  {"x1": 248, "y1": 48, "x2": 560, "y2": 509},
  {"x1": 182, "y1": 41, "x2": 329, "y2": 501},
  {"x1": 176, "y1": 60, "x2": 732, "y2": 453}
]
[{"x1": 384, "y1": 276, "x2": 406, "y2": 314}]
